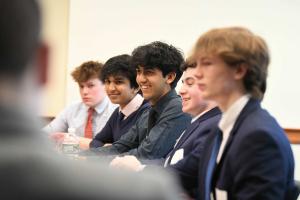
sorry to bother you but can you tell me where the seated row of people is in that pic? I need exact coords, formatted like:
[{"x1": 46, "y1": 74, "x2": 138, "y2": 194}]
[
  {"x1": 5, "y1": 0, "x2": 298, "y2": 199},
  {"x1": 45, "y1": 28, "x2": 299, "y2": 199},
  {"x1": 46, "y1": 41, "x2": 191, "y2": 159},
  {"x1": 110, "y1": 60, "x2": 221, "y2": 198},
  {"x1": 108, "y1": 28, "x2": 299, "y2": 199}
]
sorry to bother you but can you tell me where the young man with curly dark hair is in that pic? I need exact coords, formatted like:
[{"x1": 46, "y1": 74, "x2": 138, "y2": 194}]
[{"x1": 92, "y1": 41, "x2": 191, "y2": 160}]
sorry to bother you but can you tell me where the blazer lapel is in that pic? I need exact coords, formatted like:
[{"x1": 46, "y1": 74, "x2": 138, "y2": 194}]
[
  {"x1": 174, "y1": 119, "x2": 199, "y2": 149},
  {"x1": 214, "y1": 99, "x2": 260, "y2": 175},
  {"x1": 175, "y1": 107, "x2": 221, "y2": 149}
]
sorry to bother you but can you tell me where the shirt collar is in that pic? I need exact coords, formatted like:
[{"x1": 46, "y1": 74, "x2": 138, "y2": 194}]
[
  {"x1": 85, "y1": 96, "x2": 110, "y2": 114},
  {"x1": 218, "y1": 94, "x2": 250, "y2": 133},
  {"x1": 119, "y1": 94, "x2": 144, "y2": 118},
  {"x1": 191, "y1": 109, "x2": 208, "y2": 123},
  {"x1": 152, "y1": 89, "x2": 178, "y2": 114}
]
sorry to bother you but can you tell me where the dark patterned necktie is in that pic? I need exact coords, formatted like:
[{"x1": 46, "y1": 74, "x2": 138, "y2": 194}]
[
  {"x1": 147, "y1": 109, "x2": 157, "y2": 134},
  {"x1": 118, "y1": 111, "x2": 125, "y2": 122}
]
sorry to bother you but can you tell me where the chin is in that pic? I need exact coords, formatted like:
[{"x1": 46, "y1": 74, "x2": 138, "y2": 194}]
[
  {"x1": 182, "y1": 107, "x2": 189, "y2": 113},
  {"x1": 111, "y1": 100, "x2": 120, "y2": 105},
  {"x1": 142, "y1": 95, "x2": 151, "y2": 100},
  {"x1": 84, "y1": 102, "x2": 93, "y2": 107}
]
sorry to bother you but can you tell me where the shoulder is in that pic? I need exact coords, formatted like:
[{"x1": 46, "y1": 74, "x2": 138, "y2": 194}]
[
  {"x1": 57, "y1": 101, "x2": 83, "y2": 116},
  {"x1": 161, "y1": 95, "x2": 182, "y2": 111},
  {"x1": 168, "y1": 94, "x2": 182, "y2": 104},
  {"x1": 139, "y1": 108, "x2": 150, "y2": 119},
  {"x1": 239, "y1": 107, "x2": 284, "y2": 139},
  {"x1": 106, "y1": 101, "x2": 118, "y2": 111},
  {"x1": 107, "y1": 107, "x2": 120, "y2": 119},
  {"x1": 199, "y1": 109, "x2": 221, "y2": 127},
  {"x1": 138, "y1": 101, "x2": 151, "y2": 112},
  {"x1": 65, "y1": 101, "x2": 83, "y2": 110},
  {"x1": 232, "y1": 108, "x2": 292, "y2": 159},
  {"x1": 195, "y1": 115, "x2": 220, "y2": 135}
]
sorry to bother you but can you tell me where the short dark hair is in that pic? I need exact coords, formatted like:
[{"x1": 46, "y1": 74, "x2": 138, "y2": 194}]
[
  {"x1": 71, "y1": 61, "x2": 103, "y2": 83},
  {"x1": 101, "y1": 54, "x2": 138, "y2": 89},
  {"x1": 0, "y1": 0, "x2": 41, "y2": 78},
  {"x1": 180, "y1": 56, "x2": 197, "y2": 72},
  {"x1": 131, "y1": 41, "x2": 184, "y2": 89}
]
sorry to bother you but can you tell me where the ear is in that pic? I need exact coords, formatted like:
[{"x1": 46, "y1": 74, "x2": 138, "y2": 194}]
[
  {"x1": 36, "y1": 42, "x2": 49, "y2": 86},
  {"x1": 234, "y1": 63, "x2": 247, "y2": 80},
  {"x1": 165, "y1": 72, "x2": 176, "y2": 85}
]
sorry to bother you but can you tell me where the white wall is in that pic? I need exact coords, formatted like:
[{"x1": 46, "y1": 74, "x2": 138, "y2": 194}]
[{"x1": 65, "y1": 0, "x2": 300, "y2": 128}]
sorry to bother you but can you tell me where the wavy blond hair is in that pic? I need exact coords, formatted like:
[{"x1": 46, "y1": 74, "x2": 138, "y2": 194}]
[{"x1": 194, "y1": 27, "x2": 269, "y2": 100}]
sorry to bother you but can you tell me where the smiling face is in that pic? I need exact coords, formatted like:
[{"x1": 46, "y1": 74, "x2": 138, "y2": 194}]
[
  {"x1": 136, "y1": 66, "x2": 174, "y2": 105},
  {"x1": 104, "y1": 75, "x2": 138, "y2": 109},
  {"x1": 79, "y1": 77, "x2": 106, "y2": 107},
  {"x1": 179, "y1": 67, "x2": 208, "y2": 117}
]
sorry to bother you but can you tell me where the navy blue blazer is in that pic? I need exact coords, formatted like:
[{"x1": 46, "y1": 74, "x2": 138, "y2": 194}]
[
  {"x1": 166, "y1": 107, "x2": 221, "y2": 166},
  {"x1": 198, "y1": 99, "x2": 298, "y2": 200},
  {"x1": 167, "y1": 107, "x2": 221, "y2": 196}
]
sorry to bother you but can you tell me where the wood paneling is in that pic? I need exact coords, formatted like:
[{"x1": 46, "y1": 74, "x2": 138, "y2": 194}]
[{"x1": 285, "y1": 128, "x2": 300, "y2": 144}]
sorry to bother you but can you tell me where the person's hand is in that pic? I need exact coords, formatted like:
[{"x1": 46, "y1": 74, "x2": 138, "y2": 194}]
[
  {"x1": 110, "y1": 155, "x2": 144, "y2": 171},
  {"x1": 49, "y1": 132, "x2": 66, "y2": 143},
  {"x1": 78, "y1": 137, "x2": 92, "y2": 150}
]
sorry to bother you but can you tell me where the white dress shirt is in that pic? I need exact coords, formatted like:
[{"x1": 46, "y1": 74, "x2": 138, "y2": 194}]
[
  {"x1": 43, "y1": 96, "x2": 117, "y2": 137},
  {"x1": 214, "y1": 94, "x2": 250, "y2": 200}
]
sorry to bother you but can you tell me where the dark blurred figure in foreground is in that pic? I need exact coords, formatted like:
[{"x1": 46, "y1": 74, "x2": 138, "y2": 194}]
[{"x1": 0, "y1": 0, "x2": 183, "y2": 199}]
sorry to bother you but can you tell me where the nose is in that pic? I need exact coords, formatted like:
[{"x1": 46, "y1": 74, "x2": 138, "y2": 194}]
[
  {"x1": 82, "y1": 86, "x2": 89, "y2": 95},
  {"x1": 136, "y1": 72, "x2": 147, "y2": 84},
  {"x1": 179, "y1": 84, "x2": 187, "y2": 96},
  {"x1": 195, "y1": 64, "x2": 203, "y2": 80},
  {"x1": 107, "y1": 82, "x2": 116, "y2": 91}
]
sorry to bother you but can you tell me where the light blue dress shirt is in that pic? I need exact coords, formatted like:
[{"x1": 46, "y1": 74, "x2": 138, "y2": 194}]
[{"x1": 43, "y1": 96, "x2": 117, "y2": 137}]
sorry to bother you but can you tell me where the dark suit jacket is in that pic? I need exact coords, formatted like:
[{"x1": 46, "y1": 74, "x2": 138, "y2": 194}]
[
  {"x1": 166, "y1": 107, "x2": 221, "y2": 167},
  {"x1": 198, "y1": 99, "x2": 299, "y2": 200},
  {"x1": 166, "y1": 107, "x2": 220, "y2": 197}
]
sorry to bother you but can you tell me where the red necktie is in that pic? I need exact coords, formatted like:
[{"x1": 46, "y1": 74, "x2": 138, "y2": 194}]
[{"x1": 84, "y1": 108, "x2": 94, "y2": 138}]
